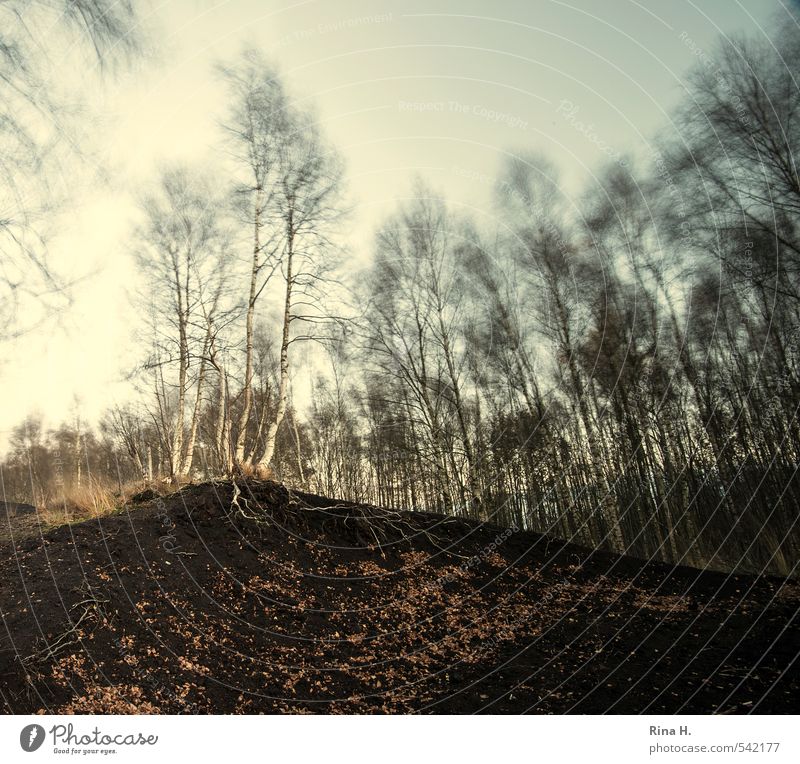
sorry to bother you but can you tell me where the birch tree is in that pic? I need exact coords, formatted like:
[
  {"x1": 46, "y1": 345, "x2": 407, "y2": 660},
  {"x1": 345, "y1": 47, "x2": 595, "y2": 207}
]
[
  {"x1": 257, "y1": 111, "x2": 345, "y2": 471},
  {"x1": 219, "y1": 51, "x2": 289, "y2": 468},
  {"x1": 134, "y1": 166, "x2": 226, "y2": 479}
]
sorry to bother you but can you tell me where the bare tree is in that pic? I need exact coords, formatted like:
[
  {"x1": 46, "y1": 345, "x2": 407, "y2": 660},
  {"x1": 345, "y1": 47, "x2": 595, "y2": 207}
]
[
  {"x1": 257, "y1": 108, "x2": 345, "y2": 472},
  {"x1": 360, "y1": 185, "x2": 480, "y2": 515},
  {"x1": 133, "y1": 166, "x2": 227, "y2": 479},
  {"x1": 219, "y1": 50, "x2": 289, "y2": 468},
  {"x1": 0, "y1": 0, "x2": 140, "y2": 337}
]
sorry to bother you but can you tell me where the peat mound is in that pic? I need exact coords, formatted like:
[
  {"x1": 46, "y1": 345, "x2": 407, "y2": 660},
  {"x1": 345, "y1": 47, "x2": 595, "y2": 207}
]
[{"x1": 0, "y1": 479, "x2": 797, "y2": 714}]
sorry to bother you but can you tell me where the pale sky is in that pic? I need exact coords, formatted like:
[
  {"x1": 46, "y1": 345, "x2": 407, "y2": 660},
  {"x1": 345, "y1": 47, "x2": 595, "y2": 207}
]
[{"x1": 0, "y1": 0, "x2": 787, "y2": 449}]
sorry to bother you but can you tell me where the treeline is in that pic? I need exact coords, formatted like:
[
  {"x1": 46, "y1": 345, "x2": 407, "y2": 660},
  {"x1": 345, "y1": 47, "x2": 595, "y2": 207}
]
[{"x1": 3, "y1": 22, "x2": 799, "y2": 576}]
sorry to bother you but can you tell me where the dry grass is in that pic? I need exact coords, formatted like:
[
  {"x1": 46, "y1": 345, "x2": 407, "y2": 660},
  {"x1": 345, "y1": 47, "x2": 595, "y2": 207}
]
[
  {"x1": 236, "y1": 462, "x2": 273, "y2": 480},
  {"x1": 39, "y1": 479, "x2": 147, "y2": 526}
]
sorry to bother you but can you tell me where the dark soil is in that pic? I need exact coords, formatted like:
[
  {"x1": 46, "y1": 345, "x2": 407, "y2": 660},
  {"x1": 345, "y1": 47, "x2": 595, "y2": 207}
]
[
  {"x1": 1, "y1": 501, "x2": 36, "y2": 517},
  {"x1": 0, "y1": 480, "x2": 798, "y2": 714}
]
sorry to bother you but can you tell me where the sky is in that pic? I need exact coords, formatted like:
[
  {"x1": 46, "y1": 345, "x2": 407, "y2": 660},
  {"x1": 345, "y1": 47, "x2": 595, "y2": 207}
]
[{"x1": 0, "y1": 0, "x2": 789, "y2": 449}]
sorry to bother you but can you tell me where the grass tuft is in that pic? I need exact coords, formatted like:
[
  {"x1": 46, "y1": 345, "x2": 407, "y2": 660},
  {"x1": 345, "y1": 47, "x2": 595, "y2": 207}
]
[{"x1": 40, "y1": 479, "x2": 146, "y2": 526}]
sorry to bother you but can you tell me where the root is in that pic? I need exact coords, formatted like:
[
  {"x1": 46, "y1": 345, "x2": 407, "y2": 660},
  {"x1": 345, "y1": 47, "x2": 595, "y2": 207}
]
[
  {"x1": 21, "y1": 584, "x2": 109, "y2": 669},
  {"x1": 230, "y1": 479, "x2": 258, "y2": 522},
  {"x1": 230, "y1": 480, "x2": 449, "y2": 555}
]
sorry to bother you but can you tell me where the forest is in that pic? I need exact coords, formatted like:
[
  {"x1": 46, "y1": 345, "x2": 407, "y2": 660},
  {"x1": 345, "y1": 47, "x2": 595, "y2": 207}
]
[
  {"x1": 1, "y1": 0, "x2": 799, "y2": 721},
  {"x1": 1, "y1": 2, "x2": 798, "y2": 583}
]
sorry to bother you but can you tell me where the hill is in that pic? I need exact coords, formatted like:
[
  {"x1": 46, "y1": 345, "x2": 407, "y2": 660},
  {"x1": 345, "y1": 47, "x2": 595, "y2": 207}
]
[{"x1": 0, "y1": 480, "x2": 797, "y2": 714}]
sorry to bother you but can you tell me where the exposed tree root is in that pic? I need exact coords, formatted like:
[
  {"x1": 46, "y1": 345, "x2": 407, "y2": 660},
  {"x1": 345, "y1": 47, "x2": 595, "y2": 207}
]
[
  {"x1": 228, "y1": 480, "x2": 451, "y2": 556},
  {"x1": 21, "y1": 584, "x2": 109, "y2": 669}
]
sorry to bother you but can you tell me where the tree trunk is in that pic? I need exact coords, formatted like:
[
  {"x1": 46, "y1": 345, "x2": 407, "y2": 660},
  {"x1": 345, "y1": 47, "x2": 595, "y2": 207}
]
[
  {"x1": 180, "y1": 352, "x2": 208, "y2": 476},
  {"x1": 259, "y1": 227, "x2": 293, "y2": 471},
  {"x1": 235, "y1": 192, "x2": 263, "y2": 466},
  {"x1": 171, "y1": 250, "x2": 188, "y2": 478},
  {"x1": 74, "y1": 419, "x2": 82, "y2": 488}
]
